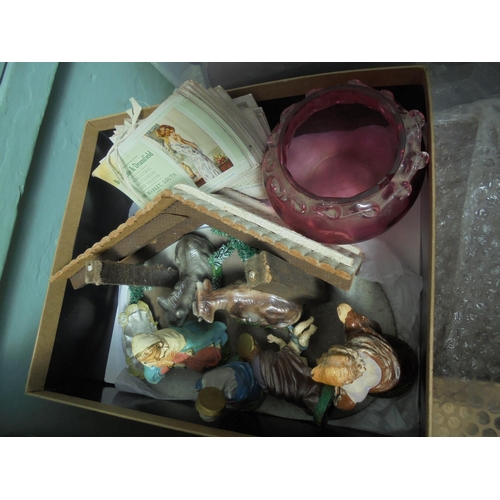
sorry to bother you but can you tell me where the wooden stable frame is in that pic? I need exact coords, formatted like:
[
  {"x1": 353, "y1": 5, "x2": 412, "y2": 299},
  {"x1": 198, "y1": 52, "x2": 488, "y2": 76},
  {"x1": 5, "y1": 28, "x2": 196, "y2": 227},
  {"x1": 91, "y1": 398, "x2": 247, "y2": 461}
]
[{"x1": 50, "y1": 185, "x2": 362, "y2": 292}]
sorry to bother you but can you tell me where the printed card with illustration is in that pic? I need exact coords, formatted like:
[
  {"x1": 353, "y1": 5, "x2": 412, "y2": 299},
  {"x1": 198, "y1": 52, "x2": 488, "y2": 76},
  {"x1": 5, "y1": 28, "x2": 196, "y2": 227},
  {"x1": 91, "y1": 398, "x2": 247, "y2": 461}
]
[{"x1": 93, "y1": 81, "x2": 270, "y2": 207}]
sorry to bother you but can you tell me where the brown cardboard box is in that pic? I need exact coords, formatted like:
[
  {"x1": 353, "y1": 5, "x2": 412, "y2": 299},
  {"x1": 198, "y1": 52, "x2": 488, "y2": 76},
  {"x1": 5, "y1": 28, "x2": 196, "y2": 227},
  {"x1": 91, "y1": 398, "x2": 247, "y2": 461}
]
[{"x1": 26, "y1": 66, "x2": 435, "y2": 436}]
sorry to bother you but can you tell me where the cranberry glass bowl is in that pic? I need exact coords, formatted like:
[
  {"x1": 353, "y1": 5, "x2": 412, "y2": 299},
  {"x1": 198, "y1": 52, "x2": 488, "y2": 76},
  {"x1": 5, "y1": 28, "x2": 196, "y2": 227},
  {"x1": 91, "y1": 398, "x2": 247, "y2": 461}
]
[{"x1": 262, "y1": 81, "x2": 429, "y2": 245}]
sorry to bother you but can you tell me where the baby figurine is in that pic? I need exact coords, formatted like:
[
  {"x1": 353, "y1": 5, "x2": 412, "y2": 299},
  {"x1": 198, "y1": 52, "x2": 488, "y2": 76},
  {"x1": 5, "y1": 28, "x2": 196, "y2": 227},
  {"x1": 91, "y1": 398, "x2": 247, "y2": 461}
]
[
  {"x1": 267, "y1": 316, "x2": 317, "y2": 365},
  {"x1": 194, "y1": 302, "x2": 414, "y2": 425}
]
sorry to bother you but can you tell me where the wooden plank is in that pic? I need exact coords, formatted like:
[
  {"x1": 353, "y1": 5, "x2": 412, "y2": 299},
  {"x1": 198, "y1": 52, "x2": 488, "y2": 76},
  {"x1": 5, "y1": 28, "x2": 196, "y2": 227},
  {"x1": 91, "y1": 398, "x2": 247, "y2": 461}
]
[
  {"x1": 98, "y1": 212, "x2": 181, "y2": 261},
  {"x1": 69, "y1": 212, "x2": 183, "y2": 289},
  {"x1": 123, "y1": 216, "x2": 204, "y2": 264},
  {"x1": 68, "y1": 212, "x2": 202, "y2": 289},
  {"x1": 244, "y1": 251, "x2": 327, "y2": 303},
  {"x1": 85, "y1": 260, "x2": 179, "y2": 287},
  {"x1": 51, "y1": 192, "x2": 180, "y2": 284}
]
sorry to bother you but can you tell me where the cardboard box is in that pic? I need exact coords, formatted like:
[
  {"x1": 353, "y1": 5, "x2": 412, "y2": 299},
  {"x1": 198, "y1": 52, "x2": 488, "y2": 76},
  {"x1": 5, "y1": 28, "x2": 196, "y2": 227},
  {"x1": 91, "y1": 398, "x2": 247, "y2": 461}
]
[{"x1": 27, "y1": 66, "x2": 435, "y2": 436}]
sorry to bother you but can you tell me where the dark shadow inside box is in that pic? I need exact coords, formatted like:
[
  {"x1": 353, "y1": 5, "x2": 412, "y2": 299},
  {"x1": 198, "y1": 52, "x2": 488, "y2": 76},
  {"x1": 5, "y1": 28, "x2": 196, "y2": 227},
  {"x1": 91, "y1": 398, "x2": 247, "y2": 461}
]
[
  {"x1": 45, "y1": 280, "x2": 118, "y2": 390},
  {"x1": 72, "y1": 130, "x2": 134, "y2": 258},
  {"x1": 114, "y1": 394, "x2": 382, "y2": 437},
  {"x1": 46, "y1": 130, "x2": 129, "y2": 392},
  {"x1": 259, "y1": 85, "x2": 427, "y2": 131},
  {"x1": 109, "y1": 389, "x2": 382, "y2": 437}
]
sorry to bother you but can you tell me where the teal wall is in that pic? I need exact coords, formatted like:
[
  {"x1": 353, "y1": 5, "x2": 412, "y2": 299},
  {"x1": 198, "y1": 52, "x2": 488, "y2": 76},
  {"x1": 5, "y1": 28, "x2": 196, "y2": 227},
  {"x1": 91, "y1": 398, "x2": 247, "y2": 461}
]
[
  {"x1": 0, "y1": 62, "x2": 189, "y2": 435},
  {"x1": 0, "y1": 62, "x2": 58, "y2": 278}
]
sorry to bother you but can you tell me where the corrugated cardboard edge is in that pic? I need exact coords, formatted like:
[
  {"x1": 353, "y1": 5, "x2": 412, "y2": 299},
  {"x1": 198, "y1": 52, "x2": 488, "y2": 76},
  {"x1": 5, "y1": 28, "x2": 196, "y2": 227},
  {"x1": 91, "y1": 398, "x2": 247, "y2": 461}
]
[
  {"x1": 28, "y1": 390, "x2": 249, "y2": 437},
  {"x1": 28, "y1": 118, "x2": 105, "y2": 394},
  {"x1": 227, "y1": 65, "x2": 429, "y2": 100},
  {"x1": 419, "y1": 66, "x2": 436, "y2": 437}
]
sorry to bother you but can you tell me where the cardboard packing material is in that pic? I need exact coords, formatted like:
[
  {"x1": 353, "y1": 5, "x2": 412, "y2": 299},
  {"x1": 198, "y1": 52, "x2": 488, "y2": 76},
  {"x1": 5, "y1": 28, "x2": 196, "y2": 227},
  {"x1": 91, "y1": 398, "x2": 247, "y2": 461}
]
[{"x1": 27, "y1": 66, "x2": 435, "y2": 436}]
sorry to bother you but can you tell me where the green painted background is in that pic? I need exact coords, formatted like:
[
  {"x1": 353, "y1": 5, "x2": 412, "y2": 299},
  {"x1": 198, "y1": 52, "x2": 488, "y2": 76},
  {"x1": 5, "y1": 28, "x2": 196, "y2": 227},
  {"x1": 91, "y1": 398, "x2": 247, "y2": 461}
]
[{"x1": 0, "y1": 62, "x2": 192, "y2": 435}]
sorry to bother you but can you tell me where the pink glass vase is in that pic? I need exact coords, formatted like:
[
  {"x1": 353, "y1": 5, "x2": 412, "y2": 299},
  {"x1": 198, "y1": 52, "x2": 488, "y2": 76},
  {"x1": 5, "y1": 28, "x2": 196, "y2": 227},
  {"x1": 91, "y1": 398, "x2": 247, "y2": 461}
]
[{"x1": 262, "y1": 80, "x2": 429, "y2": 245}]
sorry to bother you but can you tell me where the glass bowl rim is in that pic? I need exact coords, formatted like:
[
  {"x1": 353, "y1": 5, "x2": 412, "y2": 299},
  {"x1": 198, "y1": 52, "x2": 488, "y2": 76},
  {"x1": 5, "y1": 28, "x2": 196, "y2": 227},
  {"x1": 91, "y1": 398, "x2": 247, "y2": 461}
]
[{"x1": 276, "y1": 83, "x2": 407, "y2": 204}]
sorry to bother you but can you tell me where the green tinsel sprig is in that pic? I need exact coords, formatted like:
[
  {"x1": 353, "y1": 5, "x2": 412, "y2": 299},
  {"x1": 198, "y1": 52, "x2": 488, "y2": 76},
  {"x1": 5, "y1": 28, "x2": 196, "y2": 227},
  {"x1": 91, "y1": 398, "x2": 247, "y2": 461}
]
[{"x1": 208, "y1": 228, "x2": 260, "y2": 289}]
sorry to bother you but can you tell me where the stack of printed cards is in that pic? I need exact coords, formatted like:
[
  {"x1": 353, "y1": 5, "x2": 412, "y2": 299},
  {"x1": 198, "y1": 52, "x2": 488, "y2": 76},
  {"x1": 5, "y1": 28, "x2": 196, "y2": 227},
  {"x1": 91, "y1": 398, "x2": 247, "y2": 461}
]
[{"x1": 93, "y1": 80, "x2": 271, "y2": 207}]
